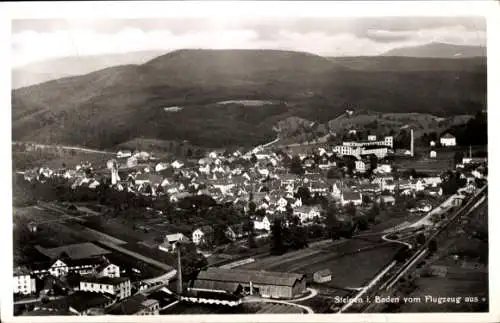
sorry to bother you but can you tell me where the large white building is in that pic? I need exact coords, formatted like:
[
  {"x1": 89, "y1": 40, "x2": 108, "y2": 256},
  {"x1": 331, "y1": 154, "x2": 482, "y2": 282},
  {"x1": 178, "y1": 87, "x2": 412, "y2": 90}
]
[
  {"x1": 334, "y1": 136, "x2": 392, "y2": 160},
  {"x1": 440, "y1": 133, "x2": 456, "y2": 147},
  {"x1": 79, "y1": 277, "x2": 131, "y2": 300},
  {"x1": 13, "y1": 269, "x2": 36, "y2": 295},
  {"x1": 343, "y1": 136, "x2": 393, "y2": 148}
]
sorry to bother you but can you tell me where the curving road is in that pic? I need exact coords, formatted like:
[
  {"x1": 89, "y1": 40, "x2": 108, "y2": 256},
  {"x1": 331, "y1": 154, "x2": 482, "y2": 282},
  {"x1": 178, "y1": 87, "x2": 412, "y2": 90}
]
[{"x1": 243, "y1": 296, "x2": 314, "y2": 314}]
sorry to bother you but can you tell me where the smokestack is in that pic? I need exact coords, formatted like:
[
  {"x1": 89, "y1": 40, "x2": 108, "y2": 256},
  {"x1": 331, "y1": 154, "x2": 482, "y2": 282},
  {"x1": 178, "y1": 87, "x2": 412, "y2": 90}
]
[
  {"x1": 177, "y1": 244, "x2": 183, "y2": 295},
  {"x1": 410, "y1": 129, "x2": 414, "y2": 157}
]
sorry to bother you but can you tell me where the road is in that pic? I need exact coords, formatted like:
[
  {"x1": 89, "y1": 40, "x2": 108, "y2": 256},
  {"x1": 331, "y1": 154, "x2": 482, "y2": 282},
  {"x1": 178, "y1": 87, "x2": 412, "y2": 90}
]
[{"x1": 14, "y1": 295, "x2": 65, "y2": 305}]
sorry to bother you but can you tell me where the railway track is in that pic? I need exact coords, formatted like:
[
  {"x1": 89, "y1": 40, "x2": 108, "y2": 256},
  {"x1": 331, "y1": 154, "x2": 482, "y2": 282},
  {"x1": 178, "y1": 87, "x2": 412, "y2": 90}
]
[{"x1": 337, "y1": 184, "x2": 487, "y2": 313}]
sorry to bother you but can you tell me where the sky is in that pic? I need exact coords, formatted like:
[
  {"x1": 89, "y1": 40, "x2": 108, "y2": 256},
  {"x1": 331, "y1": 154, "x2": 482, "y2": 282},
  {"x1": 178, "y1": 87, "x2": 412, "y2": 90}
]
[{"x1": 11, "y1": 16, "x2": 486, "y2": 68}]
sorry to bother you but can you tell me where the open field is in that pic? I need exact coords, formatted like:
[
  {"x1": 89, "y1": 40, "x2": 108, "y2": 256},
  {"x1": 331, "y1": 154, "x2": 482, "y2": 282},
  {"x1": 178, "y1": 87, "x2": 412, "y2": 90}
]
[
  {"x1": 239, "y1": 237, "x2": 400, "y2": 289},
  {"x1": 83, "y1": 217, "x2": 146, "y2": 244},
  {"x1": 396, "y1": 145, "x2": 487, "y2": 173}
]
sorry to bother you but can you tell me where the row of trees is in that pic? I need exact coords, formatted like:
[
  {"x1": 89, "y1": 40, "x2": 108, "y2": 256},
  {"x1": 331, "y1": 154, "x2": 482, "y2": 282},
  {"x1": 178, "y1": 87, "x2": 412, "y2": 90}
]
[{"x1": 268, "y1": 200, "x2": 382, "y2": 255}]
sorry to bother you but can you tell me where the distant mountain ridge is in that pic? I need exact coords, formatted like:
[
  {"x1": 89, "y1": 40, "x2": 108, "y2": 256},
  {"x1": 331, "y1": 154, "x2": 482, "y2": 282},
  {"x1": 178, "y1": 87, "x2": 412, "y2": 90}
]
[
  {"x1": 12, "y1": 48, "x2": 486, "y2": 150},
  {"x1": 12, "y1": 50, "x2": 166, "y2": 89},
  {"x1": 381, "y1": 42, "x2": 486, "y2": 58}
]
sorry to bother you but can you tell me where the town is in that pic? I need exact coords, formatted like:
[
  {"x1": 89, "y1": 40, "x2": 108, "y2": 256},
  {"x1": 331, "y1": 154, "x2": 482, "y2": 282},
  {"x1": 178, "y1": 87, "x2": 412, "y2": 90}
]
[{"x1": 12, "y1": 124, "x2": 488, "y2": 315}]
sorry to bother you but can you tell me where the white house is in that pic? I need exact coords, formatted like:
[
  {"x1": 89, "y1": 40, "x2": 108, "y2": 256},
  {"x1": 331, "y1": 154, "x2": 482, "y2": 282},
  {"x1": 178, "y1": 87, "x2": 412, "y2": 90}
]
[
  {"x1": 97, "y1": 263, "x2": 121, "y2": 278},
  {"x1": 430, "y1": 150, "x2": 437, "y2": 158},
  {"x1": 331, "y1": 182, "x2": 343, "y2": 200},
  {"x1": 155, "y1": 162, "x2": 170, "y2": 172},
  {"x1": 440, "y1": 133, "x2": 456, "y2": 147},
  {"x1": 79, "y1": 277, "x2": 131, "y2": 300},
  {"x1": 48, "y1": 259, "x2": 69, "y2": 278},
  {"x1": 355, "y1": 160, "x2": 366, "y2": 173},
  {"x1": 430, "y1": 140, "x2": 436, "y2": 147},
  {"x1": 171, "y1": 160, "x2": 184, "y2": 169},
  {"x1": 192, "y1": 226, "x2": 214, "y2": 245},
  {"x1": 117, "y1": 150, "x2": 132, "y2": 159},
  {"x1": 368, "y1": 135, "x2": 377, "y2": 141},
  {"x1": 253, "y1": 215, "x2": 271, "y2": 232},
  {"x1": 341, "y1": 191, "x2": 363, "y2": 206},
  {"x1": 293, "y1": 206, "x2": 321, "y2": 223},
  {"x1": 411, "y1": 179, "x2": 426, "y2": 192},
  {"x1": 374, "y1": 164, "x2": 392, "y2": 174},
  {"x1": 277, "y1": 197, "x2": 288, "y2": 209},
  {"x1": 13, "y1": 270, "x2": 36, "y2": 295}
]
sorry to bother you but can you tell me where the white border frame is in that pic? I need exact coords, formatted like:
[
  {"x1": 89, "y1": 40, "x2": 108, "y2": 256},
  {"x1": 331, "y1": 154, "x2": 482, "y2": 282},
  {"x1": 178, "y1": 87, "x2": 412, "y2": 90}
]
[{"x1": 1, "y1": 1, "x2": 499, "y2": 322}]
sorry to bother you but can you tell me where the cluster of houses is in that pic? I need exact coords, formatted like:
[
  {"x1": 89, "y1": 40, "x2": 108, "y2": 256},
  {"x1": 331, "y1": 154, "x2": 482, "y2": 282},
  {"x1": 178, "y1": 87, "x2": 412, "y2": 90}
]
[
  {"x1": 13, "y1": 242, "x2": 162, "y2": 316},
  {"x1": 20, "y1": 140, "x2": 479, "y2": 249}
]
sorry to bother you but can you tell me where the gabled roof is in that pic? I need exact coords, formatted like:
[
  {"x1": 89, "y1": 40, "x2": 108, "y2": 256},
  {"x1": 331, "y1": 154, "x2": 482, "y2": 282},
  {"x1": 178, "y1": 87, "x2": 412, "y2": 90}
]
[
  {"x1": 196, "y1": 225, "x2": 214, "y2": 234},
  {"x1": 36, "y1": 243, "x2": 110, "y2": 260},
  {"x1": 196, "y1": 268, "x2": 304, "y2": 287},
  {"x1": 106, "y1": 294, "x2": 148, "y2": 315},
  {"x1": 342, "y1": 191, "x2": 362, "y2": 201},
  {"x1": 441, "y1": 133, "x2": 455, "y2": 139},
  {"x1": 166, "y1": 233, "x2": 188, "y2": 243}
]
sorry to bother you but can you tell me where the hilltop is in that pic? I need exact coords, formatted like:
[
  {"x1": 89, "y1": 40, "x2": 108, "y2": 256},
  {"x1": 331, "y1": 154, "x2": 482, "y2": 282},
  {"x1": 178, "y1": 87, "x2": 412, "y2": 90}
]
[
  {"x1": 12, "y1": 49, "x2": 486, "y2": 150},
  {"x1": 381, "y1": 42, "x2": 486, "y2": 59},
  {"x1": 12, "y1": 50, "x2": 166, "y2": 89}
]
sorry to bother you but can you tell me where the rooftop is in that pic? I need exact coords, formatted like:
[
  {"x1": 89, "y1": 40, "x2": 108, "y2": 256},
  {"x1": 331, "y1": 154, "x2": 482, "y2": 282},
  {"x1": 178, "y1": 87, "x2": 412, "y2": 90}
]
[
  {"x1": 80, "y1": 276, "x2": 130, "y2": 285},
  {"x1": 342, "y1": 191, "x2": 362, "y2": 201},
  {"x1": 35, "y1": 242, "x2": 111, "y2": 260},
  {"x1": 106, "y1": 294, "x2": 148, "y2": 315},
  {"x1": 196, "y1": 268, "x2": 305, "y2": 287},
  {"x1": 441, "y1": 133, "x2": 456, "y2": 139}
]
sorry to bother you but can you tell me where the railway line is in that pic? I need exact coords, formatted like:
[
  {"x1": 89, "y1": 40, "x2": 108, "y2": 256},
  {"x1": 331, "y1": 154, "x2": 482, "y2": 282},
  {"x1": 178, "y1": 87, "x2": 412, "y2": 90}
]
[{"x1": 336, "y1": 184, "x2": 487, "y2": 313}]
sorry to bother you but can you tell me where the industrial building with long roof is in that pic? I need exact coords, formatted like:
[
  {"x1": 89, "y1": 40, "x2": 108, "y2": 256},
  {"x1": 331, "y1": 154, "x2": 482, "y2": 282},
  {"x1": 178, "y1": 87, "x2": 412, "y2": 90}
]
[{"x1": 191, "y1": 267, "x2": 307, "y2": 299}]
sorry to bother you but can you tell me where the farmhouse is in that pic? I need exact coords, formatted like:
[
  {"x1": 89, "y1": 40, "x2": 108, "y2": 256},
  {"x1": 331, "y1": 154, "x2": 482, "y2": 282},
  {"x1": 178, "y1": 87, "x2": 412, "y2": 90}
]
[
  {"x1": 192, "y1": 226, "x2": 214, "y2": 245},
  {"x1": 191, "y1": 268, "x2": 306, "y2": 299}
]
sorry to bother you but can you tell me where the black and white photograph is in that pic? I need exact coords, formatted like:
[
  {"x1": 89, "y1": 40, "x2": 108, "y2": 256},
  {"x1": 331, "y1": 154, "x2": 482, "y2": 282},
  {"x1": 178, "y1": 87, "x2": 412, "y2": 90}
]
[{"x1": 2, "y1": 1, "x2": 498, "y2": 322}]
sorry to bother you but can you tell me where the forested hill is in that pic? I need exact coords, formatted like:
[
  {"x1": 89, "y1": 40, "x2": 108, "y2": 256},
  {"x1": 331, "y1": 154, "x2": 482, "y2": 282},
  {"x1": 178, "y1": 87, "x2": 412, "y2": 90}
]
[{"x1": 12, "y1": 49, "x2": 486, "y2": 149}]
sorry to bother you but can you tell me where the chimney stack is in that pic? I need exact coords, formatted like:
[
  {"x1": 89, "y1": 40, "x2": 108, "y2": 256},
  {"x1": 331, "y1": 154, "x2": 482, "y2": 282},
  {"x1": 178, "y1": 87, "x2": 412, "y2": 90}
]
[
  {"x1": 177, "y1": 244, "x2": 183, "y2": 295},
  {"x1": 410, "y1": 129, "x2": 414, "y2": 157}
]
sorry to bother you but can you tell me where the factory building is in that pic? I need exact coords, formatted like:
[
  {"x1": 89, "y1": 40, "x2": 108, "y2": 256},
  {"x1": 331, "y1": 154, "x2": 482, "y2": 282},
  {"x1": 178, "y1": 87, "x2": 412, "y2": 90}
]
[
  {"x1": 190, "y1": 268, "x2": 306, "y2": 299},
  {"x1": 343, "y1": 136, "x2": 393, "y2": 149}
]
